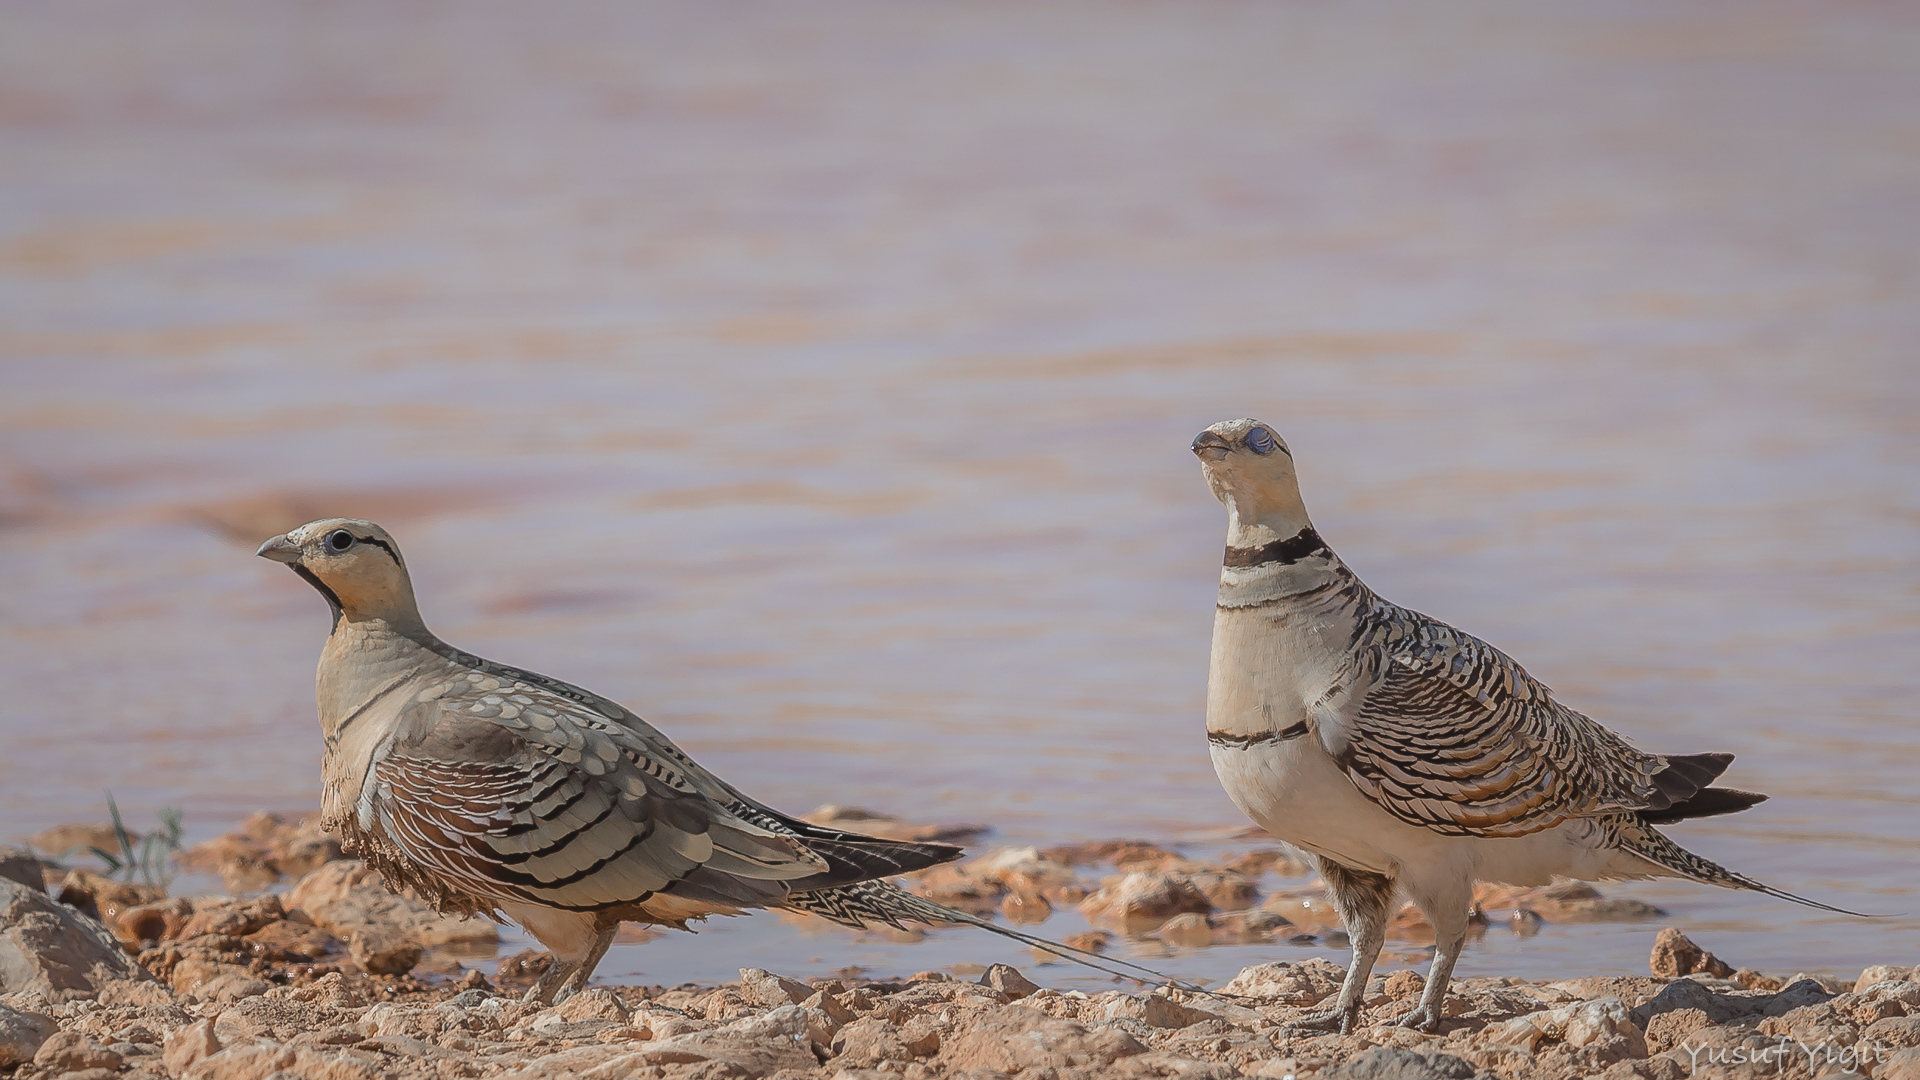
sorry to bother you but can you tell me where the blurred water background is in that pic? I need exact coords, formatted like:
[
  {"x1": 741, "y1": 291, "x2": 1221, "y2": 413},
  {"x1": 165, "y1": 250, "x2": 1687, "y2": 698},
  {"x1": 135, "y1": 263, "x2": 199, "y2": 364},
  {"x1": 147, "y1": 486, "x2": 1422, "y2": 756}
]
[{"x1": 2, "y1": 1, "x2": 1916, "y2": 989}]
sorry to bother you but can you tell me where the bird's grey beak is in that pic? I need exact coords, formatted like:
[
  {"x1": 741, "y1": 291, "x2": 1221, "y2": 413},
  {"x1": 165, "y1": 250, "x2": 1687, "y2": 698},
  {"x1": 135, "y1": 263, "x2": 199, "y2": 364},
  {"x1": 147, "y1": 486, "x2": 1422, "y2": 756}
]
[
  {"x1": 1191, "y1": 430, "x2": 1233, "y2": 459},
  {"x1": 255, "y1": 534, "x2": 303, "y2": 564}
]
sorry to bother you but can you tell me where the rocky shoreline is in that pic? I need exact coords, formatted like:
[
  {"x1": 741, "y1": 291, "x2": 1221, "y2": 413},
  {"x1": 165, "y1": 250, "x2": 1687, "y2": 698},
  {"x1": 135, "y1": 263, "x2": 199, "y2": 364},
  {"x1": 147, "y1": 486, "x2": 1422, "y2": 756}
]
[{"x1": 3, "y1": 813, "x2": 1916, "y2": 1080}]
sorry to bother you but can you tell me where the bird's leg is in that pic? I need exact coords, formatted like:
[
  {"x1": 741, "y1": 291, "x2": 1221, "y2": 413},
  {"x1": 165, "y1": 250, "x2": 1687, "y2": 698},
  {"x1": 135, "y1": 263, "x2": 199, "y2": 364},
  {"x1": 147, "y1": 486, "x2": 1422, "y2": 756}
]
[
  {"x1": 523, "y1": 957, "x2": 581, "y2": 1006},
  {"x1": 1394, "y1": 880, "x2": 1471, "y2": 1032},
  {"x1": 1284, "y1": 859, "x2": 1394, "y2": 1036},
  {"x1": 505, "y1": 905, "x2": 603, "y2": 1007},
  {"x1": 555, "y1": 921, "x2": 619, "y2": 1002}
]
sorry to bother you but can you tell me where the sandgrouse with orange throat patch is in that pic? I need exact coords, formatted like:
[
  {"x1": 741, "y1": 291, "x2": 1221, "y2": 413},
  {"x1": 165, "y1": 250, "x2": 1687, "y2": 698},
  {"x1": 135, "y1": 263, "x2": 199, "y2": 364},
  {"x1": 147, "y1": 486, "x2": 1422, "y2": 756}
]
[{"x1": 258, "y1": 517, "x2": 1185, "y2": 1003}]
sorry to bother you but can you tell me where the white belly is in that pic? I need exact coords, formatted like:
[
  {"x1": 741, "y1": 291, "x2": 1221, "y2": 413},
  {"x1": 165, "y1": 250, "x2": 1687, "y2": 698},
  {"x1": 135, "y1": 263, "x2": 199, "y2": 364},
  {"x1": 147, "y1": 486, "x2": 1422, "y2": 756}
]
[
  {"x1": 1210, "y1": 738, "x2": 1666, "y2": 890},
  {"x1": 1209, "y1": 736, "x2": 1416, "y2": 877}
]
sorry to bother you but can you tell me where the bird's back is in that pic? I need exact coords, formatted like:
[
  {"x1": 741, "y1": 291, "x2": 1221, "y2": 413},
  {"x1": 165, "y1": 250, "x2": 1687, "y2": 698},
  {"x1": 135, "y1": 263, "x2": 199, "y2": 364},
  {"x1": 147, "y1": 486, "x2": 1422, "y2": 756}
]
[{"x1": 315, "y1": 625, "x2": 958, "y2": 922}]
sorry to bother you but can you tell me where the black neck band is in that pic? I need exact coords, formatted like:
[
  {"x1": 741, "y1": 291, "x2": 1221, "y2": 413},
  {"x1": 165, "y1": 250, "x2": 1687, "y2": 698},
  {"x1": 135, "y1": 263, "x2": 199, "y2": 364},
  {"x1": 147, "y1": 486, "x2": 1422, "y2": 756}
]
[{"x1": 1223, "y1": 526, "x2": 1327, "y2": 569}]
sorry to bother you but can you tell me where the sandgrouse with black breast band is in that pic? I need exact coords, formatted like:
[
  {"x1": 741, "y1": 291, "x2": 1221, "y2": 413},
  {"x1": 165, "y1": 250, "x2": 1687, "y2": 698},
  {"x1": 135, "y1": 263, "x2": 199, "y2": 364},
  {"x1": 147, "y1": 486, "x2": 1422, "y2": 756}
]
[
  {"x1": 258, "y1": 517, "x2": 1187, "y2": 1004},
  {"x1": 1191, "y1": 418, "x2": 1856, "y2": 1034}
]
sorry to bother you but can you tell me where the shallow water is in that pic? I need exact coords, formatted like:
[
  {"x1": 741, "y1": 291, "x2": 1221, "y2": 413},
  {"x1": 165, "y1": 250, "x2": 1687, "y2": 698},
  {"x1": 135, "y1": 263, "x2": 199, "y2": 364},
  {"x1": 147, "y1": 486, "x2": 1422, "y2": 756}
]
[{"x1": 2, "y1": 1, "x2": 1916, "y2": 987}]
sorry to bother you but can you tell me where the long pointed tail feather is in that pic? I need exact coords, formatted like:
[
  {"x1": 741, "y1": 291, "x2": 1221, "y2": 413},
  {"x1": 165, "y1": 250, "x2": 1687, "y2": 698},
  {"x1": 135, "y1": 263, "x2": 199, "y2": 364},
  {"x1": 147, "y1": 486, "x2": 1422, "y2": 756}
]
[
  {"x1": 783, "y1": 878, "x2": 1229, "y2": 995},
  {"x1": 1613, "y1": 816, "x2": 1879, "y2": 918}
]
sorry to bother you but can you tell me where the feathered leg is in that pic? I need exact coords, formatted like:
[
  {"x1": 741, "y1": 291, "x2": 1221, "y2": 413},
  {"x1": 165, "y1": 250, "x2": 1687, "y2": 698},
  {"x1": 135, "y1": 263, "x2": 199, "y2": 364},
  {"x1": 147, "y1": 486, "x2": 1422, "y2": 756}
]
[
  {"x1": 505, "y1": 903, "x2": 605, "y2": 1006},
  {"x1": 1285, "y1": 858, "x2": 1394, "y2": 1036},
  {"x1": 1395, "y1": 874, "x2": 1472, "y2": 1032},
  {"x1": 557, "y1": 921, "x2": 619, "y2": 1001}
]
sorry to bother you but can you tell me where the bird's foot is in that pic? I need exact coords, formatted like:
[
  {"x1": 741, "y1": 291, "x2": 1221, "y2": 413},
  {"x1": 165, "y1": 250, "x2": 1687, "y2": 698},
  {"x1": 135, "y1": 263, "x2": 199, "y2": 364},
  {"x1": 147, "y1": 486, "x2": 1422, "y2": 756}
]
[
  {"x1": 1281, "y1": 1004, "x2": 1358, "y2": 1037},
  {"x1": 1393, "y1": 1003, "x2": 1443, "y2": 1033}
]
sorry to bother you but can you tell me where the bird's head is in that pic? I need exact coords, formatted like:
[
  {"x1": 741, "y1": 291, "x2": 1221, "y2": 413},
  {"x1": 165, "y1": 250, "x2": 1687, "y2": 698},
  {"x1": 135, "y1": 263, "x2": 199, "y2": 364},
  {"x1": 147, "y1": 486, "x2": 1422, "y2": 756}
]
[
  {"x1": 1191, "y1": 418, "x2": 1313, "y2": 541},
  {"x1": 256, "y1": 518, "x2": 423, "y2": 631}
]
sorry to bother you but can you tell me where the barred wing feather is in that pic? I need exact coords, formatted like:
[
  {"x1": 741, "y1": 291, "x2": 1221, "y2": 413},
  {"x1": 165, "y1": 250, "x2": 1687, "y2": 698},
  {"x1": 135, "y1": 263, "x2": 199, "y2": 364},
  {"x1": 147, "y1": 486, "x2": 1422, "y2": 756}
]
[
  {"x1": 363, "y1": 680, "x2": 829, "y2": 913},
  {"x1": 1335, "y1": 617, "x2": 1669, "y2": 838}
]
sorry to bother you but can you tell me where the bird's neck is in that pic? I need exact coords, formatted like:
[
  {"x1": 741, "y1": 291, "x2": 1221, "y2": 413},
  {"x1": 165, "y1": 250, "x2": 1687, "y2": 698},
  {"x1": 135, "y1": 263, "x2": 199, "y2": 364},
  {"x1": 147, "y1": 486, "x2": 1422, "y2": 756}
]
[
  {"x1": 316, "y1": 619, "x2": 442, "y2": 740},
  {"x1": 1216, "y1": 504, "x2": 1353, "y2": 612},
  {"x1": 1223, "y1": 500, "x2": 1315, "y2": 552}
]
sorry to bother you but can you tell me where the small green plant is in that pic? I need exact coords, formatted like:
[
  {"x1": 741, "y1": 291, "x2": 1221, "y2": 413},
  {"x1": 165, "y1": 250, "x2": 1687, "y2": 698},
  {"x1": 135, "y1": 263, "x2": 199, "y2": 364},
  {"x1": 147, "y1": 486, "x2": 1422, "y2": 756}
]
[{"x1": 87, "y1": 791, "x2": 185, "y2": 886}]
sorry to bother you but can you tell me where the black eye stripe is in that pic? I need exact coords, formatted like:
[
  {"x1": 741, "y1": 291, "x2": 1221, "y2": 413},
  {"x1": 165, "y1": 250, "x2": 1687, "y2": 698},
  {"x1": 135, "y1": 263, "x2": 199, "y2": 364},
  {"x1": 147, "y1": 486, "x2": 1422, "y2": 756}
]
[
  {"x1": 318, "y1": 529, "x2": 400, "y2": 566},
  {"x1": 358, "y1": 536, "x2": 401, "y2": 564}
]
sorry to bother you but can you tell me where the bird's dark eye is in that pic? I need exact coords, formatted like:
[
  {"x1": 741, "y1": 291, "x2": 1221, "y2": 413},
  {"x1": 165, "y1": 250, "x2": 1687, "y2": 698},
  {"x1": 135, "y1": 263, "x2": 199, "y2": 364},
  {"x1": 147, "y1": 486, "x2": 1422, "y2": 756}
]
[
  {"x1": 325, "y1": 529, "x2": 356, "y2": 553},
  {"x1": 1246, "y1": 427, "x2": 1277, "y2": 455}
]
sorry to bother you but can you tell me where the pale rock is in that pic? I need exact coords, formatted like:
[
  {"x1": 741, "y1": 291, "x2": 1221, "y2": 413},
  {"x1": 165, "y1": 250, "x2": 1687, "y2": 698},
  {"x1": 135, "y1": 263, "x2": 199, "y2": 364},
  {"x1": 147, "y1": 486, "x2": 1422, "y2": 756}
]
[
  {"x1": 1110, "y1": 1051, "x2": 1244, "y2": 1078},
  {"x1": 113, "y1": 899, "x2": 196, "y2": 947},
  {"x1": 95, "y1": 979, "x2": 177, "y2": 1008},
  {"x1": 1785, "y1": 971, "x2": 1854, "y2": 994},
  {"x1": 162, "y1": 1018, "x2": 221, "y2": 1075},
  {"x1": 1732, "y1": 968, "x2": 1783, "y2": 991},
  {"x1": 1628, "y1": 976, "x2": 1833, "y2": 1028},
  {"x1": 31, "y1": 1029, "x2": 123, "y2": 1072},
  {"x1": 1860, "y1": 965, "x2": 1920, "y2": 993},
  {"x1": 189, "y1": 973, "x2": 271, "y2": 1003},
  {"x1": 181, "y1": 1042, "x2": 387, "y2": 1080},
  {"x1": 1865, "y1": 980, "x2": 1920, "y2": 1010},
  {"x1": 1219, "y1": 959, "x2": 1346, "y2": 1005},
  {"x1": 176, "y1": 895, "x2": 285, "y2": 940},
  {"x1": 1179, "y1": 867, "x2": 1260, "y2": 910},
  {"x1": 555, "y1": 986, "x2": 630, "y2": 1022},
  {"x1": 215, "y1": 994, "x2": 344, "y2": 1043},
  {"x1": 355, "y1": 1001, "x2": 419, "y2": 1039},
  {"x1": 620, "y1": 1003, "x2": 819, "y2": 1075},
  {"x1": 170, "y1": 958, "x2": 253, "y2": 996},
  {"x1": 938, "y1": 1003, "x2": 1147, "y2": 1073},
  {"x1": 1865, "y1": 1015, "x2": 1920, "y2": 1050},
  {"x1": 968, "y1": 846, "x2": 1079, "y2": 890},
  {"x1": 1543, "y1": 975, "x2": 1667, "y2": 1007},
  {"x1": 1647, "y1": 927, "x2": 1734, "y2": 979},
  {"x1": 1641, "y1": 1006, "x2": 1712, "y2": 1053},
  {"x1": 501, "y1": 1044, "x2": 656, "y2": 1079},
  {"x1": 898, "y1": 1014, "x2": 942, "y2": 1057},
  {"x1": 1167, "y1": 993, "x2": 1269, "y2": 1030},
  {"x1": 695, "y1": 986, "x2": 756, "y2": 1020},
  {"x1": 1002, "y1": 889, "x2": 1054, "y2": 924},
  {"x1": 831, "y1": 1016, "x2": 911, "y2": 1066},
  {"x1": 631, "y1": 1007, "x2": 708, "y2": 1041},
  {"x1": 1322, "y1": 1045, "x2": 1481, "y2": 1078},
  {"x1": 978, "y1": 963, "x2": 1040, "y2": 1000},
  {"x1": 348, "y1": 927, "x2": 422, "y2": 976},
  {"x1": 524, "y1": 1007, "x2": 624, "y2": 1042},
  {"x1": 1481, "y1": 996, "x2": 1647, "y2": 1062},
  {"x1": 740, "y1": 967, "x2": 811, "y2": 1007},
  {"x1": 1364, "y1": 970, "x2": 1425, "y2": 1005},
  {"x1": 0, "y1": 880, "x2": 152, "y2": 1001},
  {"x1": 1079, "y1": 872, "x2": 1214, "y2": 931},
  {"x1": 286, "y1": 860, "x2": 496, "y2": 949},
  {"x1": 1210, "y1": 908, "x2": 1295, "y2": 943},
  {"x1": 1155, "y1": 911, "x2": 1215, "y2": 946},
  {"x1": 51, "y1": 869, "x2": 160, "y2": 924},
  {"x1": 796, "y1": 1005, "x2": 843, "y2": 1055},
  {"x1": 0, "y1": 1003, "x2": 57, "y2": 1066},
  {"x1": 1758, "y1": 979, "x2": 1839, "y2": 1018},
  {"x1": 801, "y1": 988, "x2": 856, "y2": 1031},
  {"x1": 1882, "y1": 1047, "x2": 1920, "y2": 1080},
  {"x1": 1522, "y1": 882, "x2": 1665, "y2": 923},
  {"x1": 1103, "y1": 991, "x2": 1218, "y2": 1030}
]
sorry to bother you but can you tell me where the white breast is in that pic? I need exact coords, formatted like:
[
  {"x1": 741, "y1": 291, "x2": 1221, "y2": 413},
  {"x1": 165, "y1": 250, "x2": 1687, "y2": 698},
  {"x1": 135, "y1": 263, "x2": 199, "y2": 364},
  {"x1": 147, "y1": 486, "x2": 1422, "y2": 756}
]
[{"x1": 1209, "y1": 737, "x2": 1415, "y2": 877}]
